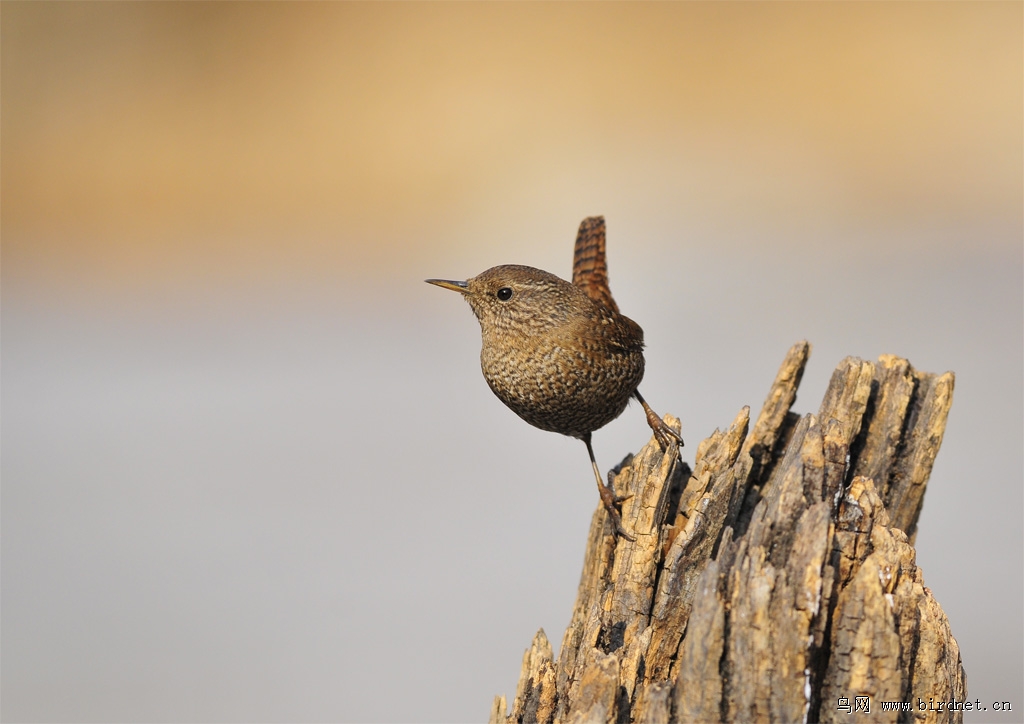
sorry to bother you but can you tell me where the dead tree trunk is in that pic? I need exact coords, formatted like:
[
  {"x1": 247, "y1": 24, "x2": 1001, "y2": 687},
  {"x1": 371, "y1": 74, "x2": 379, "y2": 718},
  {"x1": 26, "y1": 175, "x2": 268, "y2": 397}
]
[{"x1": 490, "y1": 342, "x2": 965, "y2": 724}]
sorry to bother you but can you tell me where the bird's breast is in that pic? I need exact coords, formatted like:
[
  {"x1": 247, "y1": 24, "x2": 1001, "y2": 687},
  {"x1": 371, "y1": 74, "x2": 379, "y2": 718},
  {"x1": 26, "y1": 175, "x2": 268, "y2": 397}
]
[{"x1": 478, "y1": 326, "x2": 645, "y2": 438}]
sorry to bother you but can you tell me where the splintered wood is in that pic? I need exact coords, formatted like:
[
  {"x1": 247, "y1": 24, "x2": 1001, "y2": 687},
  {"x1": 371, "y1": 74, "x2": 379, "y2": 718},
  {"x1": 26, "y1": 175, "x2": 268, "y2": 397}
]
[{"x1": 490, "y1": 342, "x2": 965, "y2": 724}]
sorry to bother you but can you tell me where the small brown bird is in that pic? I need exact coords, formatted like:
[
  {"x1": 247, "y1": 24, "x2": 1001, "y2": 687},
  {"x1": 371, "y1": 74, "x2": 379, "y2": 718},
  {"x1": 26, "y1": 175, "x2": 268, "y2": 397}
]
[{"x1": 427, "y1": 216, "x2": 682, "y2": 540}]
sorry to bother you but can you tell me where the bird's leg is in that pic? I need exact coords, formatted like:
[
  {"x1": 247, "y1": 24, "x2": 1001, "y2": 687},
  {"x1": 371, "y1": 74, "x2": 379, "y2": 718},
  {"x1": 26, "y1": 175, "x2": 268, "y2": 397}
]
[
  {"x1": 634, "y1": 390, "x2": 684, "y2": 450},
  {"x1": 583, "y1": 434, "x2": 636, "y2": 542}
]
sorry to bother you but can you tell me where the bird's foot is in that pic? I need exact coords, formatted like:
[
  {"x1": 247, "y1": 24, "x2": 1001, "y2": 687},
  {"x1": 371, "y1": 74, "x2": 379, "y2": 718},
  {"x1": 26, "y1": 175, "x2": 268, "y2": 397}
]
[
  {"x1": 585, "y1": 434, "x2": 636, "y2": 541},
  {"x1": 651, "y1": 417, "x2": 684, "y2": 452},
  {"x1": 635, "y1": 390, "x2": 684, "y2": 451},
  {"x1": 606, "y1": 469, "x2": 634, "y2": 504},
  {"x1": 597, "y1": 481, "x2": 636, "y2": 542}
]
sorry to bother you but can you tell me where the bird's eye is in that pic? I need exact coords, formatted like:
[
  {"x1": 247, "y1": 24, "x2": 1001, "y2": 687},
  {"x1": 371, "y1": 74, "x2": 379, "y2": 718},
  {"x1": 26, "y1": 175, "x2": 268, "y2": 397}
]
[{"x1": 496, "y1": 287, "x2": 514, "y2": 301}]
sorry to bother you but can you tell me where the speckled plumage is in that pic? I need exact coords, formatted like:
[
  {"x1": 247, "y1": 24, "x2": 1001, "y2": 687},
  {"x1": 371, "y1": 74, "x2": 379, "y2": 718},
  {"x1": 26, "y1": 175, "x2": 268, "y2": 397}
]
[
  {"x1": 427, "y1": 216, "x2": 681, "y2": 540},
  {"x1": 463, "y1": 264, "x2": 645, "y2": 439}
]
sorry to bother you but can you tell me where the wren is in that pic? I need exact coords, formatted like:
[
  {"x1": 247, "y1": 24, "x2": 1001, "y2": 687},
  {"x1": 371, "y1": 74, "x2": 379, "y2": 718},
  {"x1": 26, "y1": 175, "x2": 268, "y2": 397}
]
[{"x1": 426, "y1": 216, "x2": 682, "y2": 540}]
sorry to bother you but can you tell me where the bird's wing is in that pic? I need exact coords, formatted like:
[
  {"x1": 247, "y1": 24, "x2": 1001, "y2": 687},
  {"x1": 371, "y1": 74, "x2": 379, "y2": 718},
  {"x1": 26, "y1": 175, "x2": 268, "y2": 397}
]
[{"x1": 571, "y1": 216, "x2": 619, "y2": 313}]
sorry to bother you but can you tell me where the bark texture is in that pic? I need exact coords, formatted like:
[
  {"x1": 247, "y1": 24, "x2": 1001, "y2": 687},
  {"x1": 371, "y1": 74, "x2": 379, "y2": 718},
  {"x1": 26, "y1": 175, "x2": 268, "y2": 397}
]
[{"x1": 490, "y1": 342, "x2": 964, "y2": 724}]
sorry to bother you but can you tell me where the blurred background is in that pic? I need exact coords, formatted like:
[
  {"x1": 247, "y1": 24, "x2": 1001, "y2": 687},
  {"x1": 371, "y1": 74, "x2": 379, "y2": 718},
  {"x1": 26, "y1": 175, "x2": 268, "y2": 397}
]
[{"x1": 2, "y1": 3, "x2": 1021, "y2": 722}]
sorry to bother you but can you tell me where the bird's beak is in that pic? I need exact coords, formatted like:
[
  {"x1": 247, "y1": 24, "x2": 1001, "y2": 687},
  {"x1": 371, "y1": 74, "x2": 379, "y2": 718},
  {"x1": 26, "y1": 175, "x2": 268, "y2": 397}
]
[{"x1": 425, "y1": 278, "x2": 469, "y2": 294}]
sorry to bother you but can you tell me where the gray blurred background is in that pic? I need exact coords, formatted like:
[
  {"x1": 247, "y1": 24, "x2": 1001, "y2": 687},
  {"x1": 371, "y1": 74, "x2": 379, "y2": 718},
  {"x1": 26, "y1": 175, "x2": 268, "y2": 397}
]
[{"x1": 2, "y1": 3, "x2": 1021, "y2": 722}]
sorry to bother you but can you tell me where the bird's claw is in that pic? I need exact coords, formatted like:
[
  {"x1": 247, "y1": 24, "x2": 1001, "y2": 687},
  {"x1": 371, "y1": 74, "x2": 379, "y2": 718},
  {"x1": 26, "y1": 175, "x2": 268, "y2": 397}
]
[
  {"x1": 652, "y1": 420, "x2": 684, "y2": 452},
  {"x1": 635, "y1": 391, "x2": 684, "y2": 451},
  {"x1": 611, "y1": 518, "x2": 637, "y2": 542},
  {"x1": 597, "y1": 480, "x2": 636, "y2": 542}
]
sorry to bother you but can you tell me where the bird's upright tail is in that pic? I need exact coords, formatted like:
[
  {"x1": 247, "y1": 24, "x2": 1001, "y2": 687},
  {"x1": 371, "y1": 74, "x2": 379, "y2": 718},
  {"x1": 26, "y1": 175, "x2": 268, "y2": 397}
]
[{"x1": 571, "y1": 216, "x2": 619, "y2": 313}]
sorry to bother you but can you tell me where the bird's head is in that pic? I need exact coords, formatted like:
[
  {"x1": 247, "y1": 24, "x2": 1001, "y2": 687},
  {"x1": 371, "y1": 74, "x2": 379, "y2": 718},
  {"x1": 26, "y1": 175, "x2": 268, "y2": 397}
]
[{"x1": 426, "y1": 264, "x2": 587, "y2": 338}]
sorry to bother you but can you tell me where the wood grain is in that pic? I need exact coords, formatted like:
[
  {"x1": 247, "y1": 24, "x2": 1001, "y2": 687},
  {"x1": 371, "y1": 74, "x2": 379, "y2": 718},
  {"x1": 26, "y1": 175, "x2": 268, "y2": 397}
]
[{"x1": 492, "y1": 342, "x2": 965, "y2": 723}]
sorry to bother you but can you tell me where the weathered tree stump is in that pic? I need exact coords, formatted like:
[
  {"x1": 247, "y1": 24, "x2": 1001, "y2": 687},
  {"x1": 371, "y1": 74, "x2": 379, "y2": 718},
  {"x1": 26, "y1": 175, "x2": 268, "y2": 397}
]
[{"x1": 490, "y1": 342, "x2": 965, "y2": 724}]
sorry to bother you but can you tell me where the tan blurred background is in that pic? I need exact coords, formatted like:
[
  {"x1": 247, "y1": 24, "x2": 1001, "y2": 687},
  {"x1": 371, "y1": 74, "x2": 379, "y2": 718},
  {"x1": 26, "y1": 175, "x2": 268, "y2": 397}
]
[{"x1": 3, "y1": 3, "x2": 1021, "y2": 722}]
